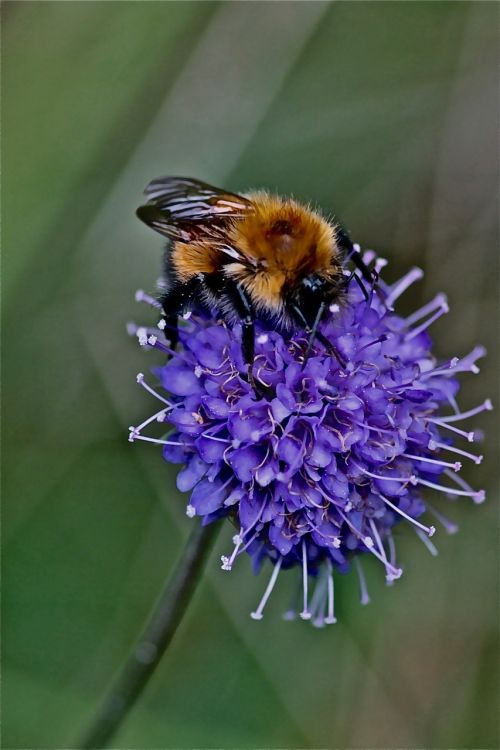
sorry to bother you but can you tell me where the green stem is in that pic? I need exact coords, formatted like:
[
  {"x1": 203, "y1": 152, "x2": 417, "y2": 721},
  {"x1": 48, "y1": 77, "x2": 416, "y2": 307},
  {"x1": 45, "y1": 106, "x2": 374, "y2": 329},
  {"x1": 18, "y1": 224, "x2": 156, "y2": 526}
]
[{"x1": 78, "y1": 520, "x2": 221, "y2": 747}]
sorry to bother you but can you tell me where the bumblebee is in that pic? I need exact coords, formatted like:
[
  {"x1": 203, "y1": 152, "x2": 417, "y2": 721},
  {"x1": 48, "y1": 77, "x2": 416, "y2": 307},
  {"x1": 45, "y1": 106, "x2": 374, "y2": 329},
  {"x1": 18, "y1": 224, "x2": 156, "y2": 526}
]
[{"x1": 137, "y1": 177, "x2": 375, "y2": 389}]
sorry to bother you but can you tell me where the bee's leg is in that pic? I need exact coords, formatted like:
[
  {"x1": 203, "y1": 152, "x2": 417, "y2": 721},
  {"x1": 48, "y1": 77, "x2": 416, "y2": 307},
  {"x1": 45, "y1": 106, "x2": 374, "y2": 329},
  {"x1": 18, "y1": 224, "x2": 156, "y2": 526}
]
[
  {"x1": 231, "y1": 283, "x2": 260, "y2": 394},
  {"x1": 197, "y1": 274, "x2": 257, "y2": 392},
  {"x1": 158, "y1": 277, "x2": 200, "y2": 351},
  {"x1": 291, "y1": 303, "x2": 346, "y2": 369},
  {"x1": 345, "y1": 268, "x2": 370, "y2": 302},
  {"x1": 337, "y1": 226, "x2": 389, "y2": 307},
  {"x1": 336, "y1": 226, "x2": 373, "y2": 283}
]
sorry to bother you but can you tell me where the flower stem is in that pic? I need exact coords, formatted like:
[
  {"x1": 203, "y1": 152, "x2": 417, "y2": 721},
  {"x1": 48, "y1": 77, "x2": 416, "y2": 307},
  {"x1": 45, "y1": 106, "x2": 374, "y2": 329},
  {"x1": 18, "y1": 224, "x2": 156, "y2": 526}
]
[{"x1": 78, "y1": 520, "x2": 221, "y2": 748}]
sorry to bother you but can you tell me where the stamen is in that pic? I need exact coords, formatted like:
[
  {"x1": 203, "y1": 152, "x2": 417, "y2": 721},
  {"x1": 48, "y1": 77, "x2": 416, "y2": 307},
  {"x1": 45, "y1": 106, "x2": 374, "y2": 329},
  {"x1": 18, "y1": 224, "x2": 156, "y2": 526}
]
[
  {"x1": 338, "y1": 510, "x2": 402, "y2": 579},
  {"x1": 351, "y1": 419, "x2": 395, "y2": 436},
  {"x1": 443, "y1": 468, "x2": 485, "y2": 504},
  {"x1": 406, "y1": 300, "x2": 449, "y2": 341},
  {"x1": 437, "y1": 399, "x2": 493, "y2": 423},
  {"x1": 402, "y1": 453, "x2": 461, "y2": 472},
  {"x1": 415, "y1": 528, "x2": 438, "y2": 556},
  {"x1": 282, "y1": 575, "x2": 301, "y2": 621},
  {"x1": 428, "y1": 418, "x2": 475, "y2": 442},
  {"x1": 300, "y1": 540, "x2": 311, "y2": 620},
  {"x1": 385, "y1": 267, "x2": 424, "y2": 307},
  {"x1": 128, "y1": 434, "x2": 185, "y2": 447},
  {"x1": 378, "y1": 493, "x2": 435, "y2": 537},
  {"x1": 369, "y1": 519, "x2": 399, "y2": 582},
  {"x1": 361, "y1": 535, "x2": 403, "y2": 579},
  {"x1": 135, "y1": 289, "x2": 162, "y2": 309},
  {"x1": 405, "y1": 292, "x2": 447, "y2": 326},
  {"x1": 447, "y1": 345, "x2": 487, "y2": 375},
  {"x1": 130, "y1": 408, "x2": 169, "y2": 437},
  {"x1": 310, "y1": 572, "x2": 328, "y2": 628},
  {"x1": 417, "y1": 477, "x2": 485, "y2": 503},
  {"x1": 324, "y1": 559, "x2": 337, "y2": 624},
  {"x1": 426, "y1": 503, "x2": 458, "y2": 534},
  {"x1": 220, "y1": 535, "x2": 243, "y2": 571},
  {"x1": 428, "y1": 439, "x2": 483, "y2": 465},
  {"x1": 202, "y1": 433, "x2": 231, "y2": 444},
  {"x1": 357, "y1": 464, "x2": 417, "y2": 485},
  {"x1": 420, "y1": 358, "x2": 460, "y2": 380},
  {"x1": 385, "y1": 533, "x2": 398, "y2": 586},
  {"x1": 250, "y1": 557, "x2": 282, "y2": 620},
  {"x1": 354, "y1": 557, "x2": 370, "y2": 605},
  {"x1": 136, "y1": 373, "x2": 171, "y2": 405},
  {"x1": 186, "y1": 504, "x2": 195, "y2": 518}
]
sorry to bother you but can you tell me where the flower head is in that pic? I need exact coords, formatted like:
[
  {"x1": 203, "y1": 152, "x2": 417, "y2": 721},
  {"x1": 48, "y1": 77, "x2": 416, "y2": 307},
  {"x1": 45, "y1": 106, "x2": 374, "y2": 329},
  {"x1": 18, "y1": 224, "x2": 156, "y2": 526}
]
[{"x1": 129, "y1": 251, "x2": 490, "y2": 625}]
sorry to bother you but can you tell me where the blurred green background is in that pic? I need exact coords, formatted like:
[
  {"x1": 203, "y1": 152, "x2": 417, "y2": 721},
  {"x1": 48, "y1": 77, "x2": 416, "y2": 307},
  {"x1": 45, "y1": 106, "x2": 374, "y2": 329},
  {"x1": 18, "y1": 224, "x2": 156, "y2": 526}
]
[{"x1": 2, "y1": 1, "x2": 498, "y2": 748}]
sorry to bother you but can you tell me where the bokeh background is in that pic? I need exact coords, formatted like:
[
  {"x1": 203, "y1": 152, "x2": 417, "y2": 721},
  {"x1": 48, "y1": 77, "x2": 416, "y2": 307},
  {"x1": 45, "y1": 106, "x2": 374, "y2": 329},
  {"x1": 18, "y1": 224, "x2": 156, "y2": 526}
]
[{"x1": 2, "y1": 2, "x2": 499, "y2": 748}]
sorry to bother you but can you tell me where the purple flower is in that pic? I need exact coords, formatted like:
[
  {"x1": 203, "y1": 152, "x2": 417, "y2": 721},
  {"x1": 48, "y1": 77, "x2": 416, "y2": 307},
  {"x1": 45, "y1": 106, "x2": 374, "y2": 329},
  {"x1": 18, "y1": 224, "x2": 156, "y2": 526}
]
[{"x1": 129, "y1": 251, "x2": 490, "y2": 625}]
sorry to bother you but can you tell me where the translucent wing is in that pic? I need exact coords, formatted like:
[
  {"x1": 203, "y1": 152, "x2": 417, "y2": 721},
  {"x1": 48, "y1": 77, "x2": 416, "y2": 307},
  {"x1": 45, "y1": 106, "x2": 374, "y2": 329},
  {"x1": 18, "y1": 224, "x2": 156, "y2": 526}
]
[{"x1": 136, "y1": 176, "x2": 253, "y2": 243}]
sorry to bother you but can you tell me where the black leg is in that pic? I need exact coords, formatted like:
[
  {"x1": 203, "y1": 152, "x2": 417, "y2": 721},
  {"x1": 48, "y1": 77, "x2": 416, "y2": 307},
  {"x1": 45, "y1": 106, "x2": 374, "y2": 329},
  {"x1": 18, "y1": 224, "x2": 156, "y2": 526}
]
[
  {"x1": 337, "y1": 225, "x2": 389, "y2": 308},
  {"x1": 230, "y1": 282, "x2": 258, "y2": 392},
  {"x1": 202, "y1": 275, "x2": 260, "y2": 394},
  {"x1": 290, "y1": 303, "x2": 346, "y2": 369},
  {"x1": 336, "y1": 225, "x2": 375, "y2": 285},
  {"x1": 159, "y1": 276, "x2": 201, "y2": 349},
  {"x1": 346, "y1": 269, "x2": 370, "y2": 302},
  {"x1": 350, "y1": 247, "x2": 377, "y2": 287}
]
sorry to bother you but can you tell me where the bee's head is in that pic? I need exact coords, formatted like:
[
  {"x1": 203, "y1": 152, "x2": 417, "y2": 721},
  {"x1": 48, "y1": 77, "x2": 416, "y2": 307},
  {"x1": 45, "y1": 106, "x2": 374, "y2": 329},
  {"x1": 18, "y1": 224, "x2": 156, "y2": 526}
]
[{"x1": 291, "y1": 272, "x2": 344, "y2": 326}]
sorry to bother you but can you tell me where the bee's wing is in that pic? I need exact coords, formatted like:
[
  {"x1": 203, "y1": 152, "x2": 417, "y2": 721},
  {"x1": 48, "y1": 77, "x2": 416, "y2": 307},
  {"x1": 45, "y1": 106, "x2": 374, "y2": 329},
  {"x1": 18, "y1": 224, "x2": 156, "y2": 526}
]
[{"x1": 136, "y1": 176, "x2": 252, "y2": 243}]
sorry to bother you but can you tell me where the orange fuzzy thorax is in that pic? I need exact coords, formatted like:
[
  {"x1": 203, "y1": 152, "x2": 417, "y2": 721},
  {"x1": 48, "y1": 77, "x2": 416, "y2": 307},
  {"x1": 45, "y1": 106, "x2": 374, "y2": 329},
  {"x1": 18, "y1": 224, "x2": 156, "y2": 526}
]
[
  {"x1": 227, "y1": 192, "x2": 339, "y2": 309},
  {"x1": 172, "y1": 191, "x2": 341, "y2": 312}
]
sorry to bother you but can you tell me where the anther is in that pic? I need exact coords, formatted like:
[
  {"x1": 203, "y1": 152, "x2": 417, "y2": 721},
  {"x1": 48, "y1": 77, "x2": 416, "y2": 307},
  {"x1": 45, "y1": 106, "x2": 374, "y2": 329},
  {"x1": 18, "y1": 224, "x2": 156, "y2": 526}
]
[
  {"x1": 186, "y1": 504, "x2": 195, "y2": 518},
  {"x1": 157, "y1": 318, "x2": 166, "y2": 330},
  {"x1": 221, "y1": 535, "x2": 244, "y2": 571}
]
